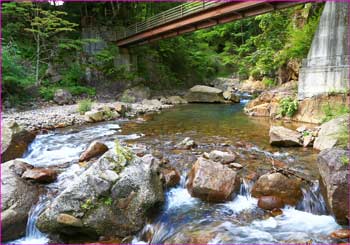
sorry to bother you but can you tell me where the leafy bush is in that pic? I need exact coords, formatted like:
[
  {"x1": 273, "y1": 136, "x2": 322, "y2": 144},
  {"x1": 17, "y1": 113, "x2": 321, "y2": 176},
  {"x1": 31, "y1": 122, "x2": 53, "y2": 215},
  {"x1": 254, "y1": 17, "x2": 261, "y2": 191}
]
[
  {"x1": 262, "y1": 77, "x2": 276, "y2": 88},
  {"x1": 78, "y1": 99, "x2": 92, "y2": 115},
  {"x1": 279, "y1": 97, "x2": 298, "y2": 117},
  {"x1": 39, "y1": 85, "x2": 96, "y2": 101},
  {"x1": 322, "y1": 104, "x2": 349, "y2": 123}
]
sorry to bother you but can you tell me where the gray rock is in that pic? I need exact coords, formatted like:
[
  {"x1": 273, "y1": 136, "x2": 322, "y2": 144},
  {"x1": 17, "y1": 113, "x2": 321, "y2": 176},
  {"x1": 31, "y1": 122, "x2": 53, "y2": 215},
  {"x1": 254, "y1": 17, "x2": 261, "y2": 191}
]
[
  {"x1": 84, "y1": 110, "x2": 104, "y2": 122},
  {"x1": 1, "y1": 121, "x2": 36, "y2": 162},
  {"x1": 1, "y1": 160, "x2": 40, "y2": 242},
  {"x1": 318, "y1": 148, "x2": 349, "y2": 225},
  {"x1": 176, "y1": 137, "x2": 196, "y2": 149},
  {"x1": 53, "y1": 89, "x2": 74, "y2": 105},
  {"x1": 208, "y1": 150, "x2": 236, "y2": 164},
  {"x1": 166, "y1": 96, "x2": 188, "y2": 105},
  {"x1": 185, "y1": 85, "x2": 227, "y2": 103},
  {"x1": 36, "y1": 147, "x2": 164, "y2": 239},
  {"x1": 314, "y1": 115, "x2": 348, "y2": 151},
  {"x1": 269, "y1": 126, "x2": 302, "y2": 147}
]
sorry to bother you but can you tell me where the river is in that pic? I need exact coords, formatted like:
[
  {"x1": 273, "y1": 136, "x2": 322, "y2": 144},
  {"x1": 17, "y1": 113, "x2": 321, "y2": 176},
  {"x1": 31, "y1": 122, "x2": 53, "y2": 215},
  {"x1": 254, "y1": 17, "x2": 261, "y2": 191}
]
[{"x1": 9, "y1": 102, "x2": 341, "y2": 244}]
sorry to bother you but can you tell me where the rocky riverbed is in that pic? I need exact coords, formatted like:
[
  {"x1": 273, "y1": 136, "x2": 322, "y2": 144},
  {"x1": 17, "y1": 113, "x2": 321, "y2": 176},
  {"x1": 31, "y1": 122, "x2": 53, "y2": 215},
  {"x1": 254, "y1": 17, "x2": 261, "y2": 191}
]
[{"x1": 2, "y1": 102, "x2": 349, "y2": 244}]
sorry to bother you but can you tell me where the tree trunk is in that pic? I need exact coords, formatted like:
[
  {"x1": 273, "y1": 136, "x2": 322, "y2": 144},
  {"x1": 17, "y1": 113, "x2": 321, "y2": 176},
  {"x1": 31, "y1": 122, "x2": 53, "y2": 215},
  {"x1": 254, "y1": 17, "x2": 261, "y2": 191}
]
[{"x1": 35, "y1": 36, "x2": 40, "y2": 86}]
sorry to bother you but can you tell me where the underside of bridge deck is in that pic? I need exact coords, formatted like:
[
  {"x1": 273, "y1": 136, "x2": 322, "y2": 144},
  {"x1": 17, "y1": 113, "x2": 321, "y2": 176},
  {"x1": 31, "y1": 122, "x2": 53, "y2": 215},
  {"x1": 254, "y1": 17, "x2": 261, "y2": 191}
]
[{"x1": 116, "y1": 1, "x2": 303, "y2": 47}]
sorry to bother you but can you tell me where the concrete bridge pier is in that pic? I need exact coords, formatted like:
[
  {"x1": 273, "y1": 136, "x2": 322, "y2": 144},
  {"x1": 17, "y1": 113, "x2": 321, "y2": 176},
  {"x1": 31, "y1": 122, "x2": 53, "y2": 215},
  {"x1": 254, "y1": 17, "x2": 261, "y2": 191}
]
[{"x1": 298, "y1": 2, "x2": 350, "y2": 100}]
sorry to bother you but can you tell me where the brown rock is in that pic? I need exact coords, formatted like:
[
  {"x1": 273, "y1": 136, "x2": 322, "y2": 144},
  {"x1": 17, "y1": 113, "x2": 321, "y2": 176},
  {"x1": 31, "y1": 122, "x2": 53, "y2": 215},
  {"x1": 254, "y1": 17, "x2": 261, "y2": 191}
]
[
  {"x1": 269, "y1": 126, "x2": 302, "y2": 147},
  {"x1": 270, "y1": 208, "x2": 283, "y2": 217},
  {"x1": 160, "y1": 167, "x2": 181, "y2": 188},
  {"x1": 57, "y1": 214, "x2": 83, "y2": 227},
  {"x1": 186, "y1": 157, "x2": 240, "y2": 202},
  {"x1": 1, "y1": 121, "x2": 36, "y2": 163},
  {"x1": 330, "y1": 229, "x2": 350, "y2": 239},
  {"x1": 22, "y1": 168, "x2": 57, "y2": 183},
  {"x1": 79, "y1": 141, "x2": 108, "y2": 162},
  {"x1": 252, "y1": 172, "x2": 302, "y2": 206},
  {"x1": 258, "y1": 196, "x2": 285, "y2": 210},
  {"x1": 115, "y1": 102, "x2": 128, "y2": 116}
]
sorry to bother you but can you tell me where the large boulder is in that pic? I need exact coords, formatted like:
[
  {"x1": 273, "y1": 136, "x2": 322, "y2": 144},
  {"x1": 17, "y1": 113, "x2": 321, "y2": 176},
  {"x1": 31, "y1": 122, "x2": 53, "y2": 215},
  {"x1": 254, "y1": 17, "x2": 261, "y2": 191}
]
[
  {"x1": 318, "y1": 148, "x2": 349, "y2": 225},
  {"x1": 120, "y1": 85, "x2": 151, "y2": 103},
  {"x1": 186, "y1": 157, "x2": 240, "y2": 202},
  {"x1": 314, "y1": 115, "x2": 348, "y2": 151},
  {"x1": 79, "y1": 141, "x2": 109, "y2": 162},
  {"x1": 53, "y1": 89, "x2": 74, "y2": 105},
  {"x1": 1, "y1": 121, "x2": 36, "y2": 162},
  {"x1": 252, "y1": 172, "x2": 302, "y2": 206},
  {"x1": 1, "y1": 160, "x2": 40, "y2": 241},
  {"x1": 36, "y1": 144, "x2": 164, "y2": 240},
  {"x1": 185, "y1": 85, "x2": 227, "y2": 103},
  {"x1": 269, "y1": 126, "x2": 302, "y2": 147}
]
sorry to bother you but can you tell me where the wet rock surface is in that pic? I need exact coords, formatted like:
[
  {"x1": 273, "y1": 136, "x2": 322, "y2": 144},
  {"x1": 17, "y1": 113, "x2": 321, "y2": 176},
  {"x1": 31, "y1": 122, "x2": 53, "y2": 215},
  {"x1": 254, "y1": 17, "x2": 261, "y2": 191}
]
[
  {"x1": 36, "y1": 147, "x2": 164, "y2": 239},
  {"x1": 1, "y1": 160, "x2": 40, "y2": 242},
  {"x1": 1, "y1": 121, "x2": 36, "y2": 162},
  {"x1": 269, "y1": 126, "x2": 302, "y2": 147},
  {"x1": 21, "y1": 168, "x2": 58, "y2": 183},
  {"x1": 257, "y1": 196, "x2": 285, "y2": 210},
  {"x1": 252, "y1": 172, "x2": 302, "y2": 206},
  {"x1": 79, "y1": 141, "x2": 109, "y2": 162},
  {"x1": 318, "y1": 148, "x2": 349, "y2": 225},
  {"x1": 186, "y1": 157, "x2": 240, "y2": 202}
]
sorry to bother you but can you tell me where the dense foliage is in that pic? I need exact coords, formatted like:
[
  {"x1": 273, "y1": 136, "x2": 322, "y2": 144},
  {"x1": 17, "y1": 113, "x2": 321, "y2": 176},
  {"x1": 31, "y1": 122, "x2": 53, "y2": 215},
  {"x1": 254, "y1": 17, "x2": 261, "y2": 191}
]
[{"x1": 1, "y1": 2, "x2": 323, "y2": 104}]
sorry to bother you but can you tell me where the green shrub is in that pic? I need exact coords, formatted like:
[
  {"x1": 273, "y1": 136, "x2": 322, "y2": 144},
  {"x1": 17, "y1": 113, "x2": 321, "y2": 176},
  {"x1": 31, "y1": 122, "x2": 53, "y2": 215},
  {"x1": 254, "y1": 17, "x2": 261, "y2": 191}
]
[
  {"x1": 78, "y1": 99, "x2": 92, "y2": 115},
  {"x1": 341, "y1": 154, "x2": 349, "y2": 166},
  {"x1": 262, "y1": 77, "x2": 276, "y2": 88},
  {"x1": 322, "y1": 104, "x2": 349, "y2": 123},
  {"x1": 279, "y1": 97, "x2": 298, "y2": 117}
]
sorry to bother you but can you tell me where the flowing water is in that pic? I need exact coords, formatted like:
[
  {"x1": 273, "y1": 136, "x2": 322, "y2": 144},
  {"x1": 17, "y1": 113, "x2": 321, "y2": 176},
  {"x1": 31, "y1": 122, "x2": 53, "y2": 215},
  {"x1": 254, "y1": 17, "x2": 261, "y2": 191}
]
[{"x1": 8, "y1": 103, "x2": 343, "y2": 244}]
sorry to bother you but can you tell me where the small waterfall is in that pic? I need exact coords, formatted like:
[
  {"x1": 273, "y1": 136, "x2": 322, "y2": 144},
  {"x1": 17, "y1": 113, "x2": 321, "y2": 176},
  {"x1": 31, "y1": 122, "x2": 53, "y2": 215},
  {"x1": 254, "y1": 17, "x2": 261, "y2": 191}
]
[
  {"x1": 239, "y1": 178, "x2": 254, "y2": 197},
  {"x1": 10, "y1": 196, "x2": 50, "y2": 244},
  {"x1": 298, "y1": 181, "x2": 328, "y2": 215}
]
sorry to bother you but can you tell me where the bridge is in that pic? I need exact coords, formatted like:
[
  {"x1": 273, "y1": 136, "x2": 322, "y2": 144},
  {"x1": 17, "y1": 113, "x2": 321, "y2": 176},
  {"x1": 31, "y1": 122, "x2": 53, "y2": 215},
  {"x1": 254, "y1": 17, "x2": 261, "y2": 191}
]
[
  {"x1": 116, "y1": 1, "x2": 302, "y2": 47},
  {"x1": 116, "y1": 1, "x2": 349, "y2": 100}
]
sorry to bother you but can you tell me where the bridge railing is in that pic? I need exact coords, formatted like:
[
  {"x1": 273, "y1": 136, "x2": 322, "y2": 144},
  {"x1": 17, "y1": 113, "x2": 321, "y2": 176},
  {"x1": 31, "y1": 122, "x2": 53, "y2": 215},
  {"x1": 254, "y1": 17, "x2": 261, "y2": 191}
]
[{"x1": 117, "y1": 1, "x2": 224, "y2": 40}]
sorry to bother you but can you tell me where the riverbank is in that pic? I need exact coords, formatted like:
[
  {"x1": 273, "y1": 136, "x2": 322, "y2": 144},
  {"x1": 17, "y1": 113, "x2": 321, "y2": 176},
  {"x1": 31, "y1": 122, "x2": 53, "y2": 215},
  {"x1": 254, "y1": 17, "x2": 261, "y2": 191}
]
[{"x1": 2, "y1": 100, "x2": 173, "y2": 132}]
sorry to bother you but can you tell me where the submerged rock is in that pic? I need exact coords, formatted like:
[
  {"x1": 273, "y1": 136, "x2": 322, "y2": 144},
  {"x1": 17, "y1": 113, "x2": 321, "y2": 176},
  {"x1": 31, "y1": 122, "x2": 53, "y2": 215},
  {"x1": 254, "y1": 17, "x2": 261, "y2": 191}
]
[
  {"x1": 185, "y1": 85, "x2": 227, "y2": 103},
  {"x1": 1, "y1": 160, "x2": 40, "y2": 242},
  {"x1": 314, "y1": 115, "x2": 348, "y2": 151},
  {"x1": 269, "y1": 126, "x2": 302, "y2": 147},
  {"x1": 186, "y1": 157, "x2": 240, "y2": 202},
  {"x1": 252, "y1": 172, "x2": 302, "y2": 206},
  {"x1": 318, "y1": 148, "x2": 349, "y2": 225},
  {"x1": 1, "y1": 121, "x2": 36, "y2": 162},
  {"x1": 330, "y1": 229, "x2": 350, "y2": 239},
  {"x1": 36, "y1": 145, "x2": 164, "y2": 239},
  {"x1": 79, "y1": 141, "x2": 109, "y2": 162}
]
